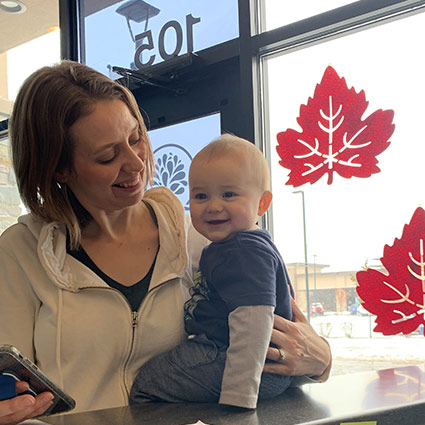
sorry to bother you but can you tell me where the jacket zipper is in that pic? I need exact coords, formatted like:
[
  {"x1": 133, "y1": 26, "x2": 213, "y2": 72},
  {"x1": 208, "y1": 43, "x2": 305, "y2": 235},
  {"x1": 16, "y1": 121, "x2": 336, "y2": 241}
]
[
  {"x1": 82, "y1": 280, "x2": 179, "y2": 397},
  {"x1": 122, "y1": 282, "x2": 173, "y2": 396},
  {"x1": 132, "y1": 311, "x2": 139, "y2": 328},
  {"x1": 121, "y1": 310, "x2": 139, "y2": 397},
  {"x1": 82, "y1": 286, "x2": 138, "y2": 398}
]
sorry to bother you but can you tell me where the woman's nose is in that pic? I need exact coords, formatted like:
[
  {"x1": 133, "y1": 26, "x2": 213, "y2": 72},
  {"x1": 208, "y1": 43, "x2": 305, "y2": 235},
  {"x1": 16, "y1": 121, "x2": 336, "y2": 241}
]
[{"x1": 123, "y1": 145, "x2": 145, "y2": 173}]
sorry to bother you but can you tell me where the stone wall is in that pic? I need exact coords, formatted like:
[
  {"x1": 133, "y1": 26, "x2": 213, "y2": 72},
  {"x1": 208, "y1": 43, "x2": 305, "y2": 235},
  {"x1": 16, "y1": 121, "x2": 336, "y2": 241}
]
[{"x1": 0, "y1": 135, "x2": 22, "y2": 233}]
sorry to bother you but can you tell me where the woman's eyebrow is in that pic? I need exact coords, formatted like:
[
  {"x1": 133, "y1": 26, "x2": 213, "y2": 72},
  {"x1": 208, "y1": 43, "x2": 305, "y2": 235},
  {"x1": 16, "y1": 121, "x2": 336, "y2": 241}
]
[{"x1": 92, "y1": 124, "x2": 140, "y2": 155}]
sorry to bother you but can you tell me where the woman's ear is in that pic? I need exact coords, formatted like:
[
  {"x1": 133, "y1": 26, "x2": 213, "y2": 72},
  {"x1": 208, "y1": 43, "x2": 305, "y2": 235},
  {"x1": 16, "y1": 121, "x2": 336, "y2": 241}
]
[
  {"x1": 258, "y1": 191, "x2": 273, "y2": 216},
  {"x1": 55, "y1": 169, "x2": 70, "y2": 183}
]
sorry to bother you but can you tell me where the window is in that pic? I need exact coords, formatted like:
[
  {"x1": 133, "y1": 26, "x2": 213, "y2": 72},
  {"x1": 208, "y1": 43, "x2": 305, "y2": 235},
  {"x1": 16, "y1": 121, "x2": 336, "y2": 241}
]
[
  {"x1": 259, "y1": 3, "x2": 425, "y2": 375},
  {"x1": 149, "y1": 113, "x2": 221, "y2": 211},
  {"x1": 82, "y1": 0, "x2": 239, "y2": 78},
  {"x1": 260, "y1": 0, "x2": 356, "y2": 31},
  {"x1": 63, "y1": 0, "x2": 425, "y2": 377}
]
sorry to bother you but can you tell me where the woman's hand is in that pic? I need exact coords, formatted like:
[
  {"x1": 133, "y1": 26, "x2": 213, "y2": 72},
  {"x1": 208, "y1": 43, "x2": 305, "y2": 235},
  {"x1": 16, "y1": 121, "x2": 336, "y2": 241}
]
[
  {"x1": 0, "y1": 381, "x2": 53, "y2": 425},
  {"x1": 263, "y1": 298, "x2": 331, "y2": 379}
]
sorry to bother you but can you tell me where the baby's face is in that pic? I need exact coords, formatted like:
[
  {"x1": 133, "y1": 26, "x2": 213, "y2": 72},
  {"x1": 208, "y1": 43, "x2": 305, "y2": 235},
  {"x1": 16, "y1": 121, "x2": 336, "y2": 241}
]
[{"x1": 189, "y1": 155, "x2": 264, "y2": 242}]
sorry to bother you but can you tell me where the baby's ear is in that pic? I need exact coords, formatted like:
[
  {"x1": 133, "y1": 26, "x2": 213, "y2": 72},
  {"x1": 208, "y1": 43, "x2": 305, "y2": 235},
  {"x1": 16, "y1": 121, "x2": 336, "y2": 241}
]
[{"x1": 258, "y1": 191, "x2": 272, "y2": 216}]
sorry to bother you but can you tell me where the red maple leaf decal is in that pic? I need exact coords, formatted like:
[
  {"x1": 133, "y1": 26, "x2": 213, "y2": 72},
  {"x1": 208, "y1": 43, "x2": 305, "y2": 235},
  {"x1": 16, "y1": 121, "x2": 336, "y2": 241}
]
[
  {"x1": 276, "y1": 66, "x2": 395, "y2": 187},
  {"x1": 356, "y1": 207, "x2": 425, "y2": 336}
]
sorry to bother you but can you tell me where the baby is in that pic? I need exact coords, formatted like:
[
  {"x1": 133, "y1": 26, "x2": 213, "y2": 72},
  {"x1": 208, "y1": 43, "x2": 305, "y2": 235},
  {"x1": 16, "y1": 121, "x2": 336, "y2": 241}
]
[{"x1": 130, "y1": 134, "x2": 294, "y2": 409}]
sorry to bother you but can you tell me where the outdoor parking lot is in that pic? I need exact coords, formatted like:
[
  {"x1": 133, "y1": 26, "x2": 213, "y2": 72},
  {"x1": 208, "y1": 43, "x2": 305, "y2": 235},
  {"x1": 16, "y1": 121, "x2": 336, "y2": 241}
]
[{"x1": 310, "y1": 313, "x2": 424, "y2": 376}]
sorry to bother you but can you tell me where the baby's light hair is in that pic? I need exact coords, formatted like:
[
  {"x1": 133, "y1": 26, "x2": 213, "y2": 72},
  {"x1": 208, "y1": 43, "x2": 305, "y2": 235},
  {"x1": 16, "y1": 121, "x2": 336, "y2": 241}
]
[{"x1": 191, "y1": 133, "x2": 271, "y2": 192}]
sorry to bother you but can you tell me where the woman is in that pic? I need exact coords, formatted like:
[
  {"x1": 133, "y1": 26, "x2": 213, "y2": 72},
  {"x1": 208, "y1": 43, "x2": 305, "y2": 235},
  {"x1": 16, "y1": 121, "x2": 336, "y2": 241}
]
[{"x1": 0, "y1": 61, "x2": 331, "y2": 424}]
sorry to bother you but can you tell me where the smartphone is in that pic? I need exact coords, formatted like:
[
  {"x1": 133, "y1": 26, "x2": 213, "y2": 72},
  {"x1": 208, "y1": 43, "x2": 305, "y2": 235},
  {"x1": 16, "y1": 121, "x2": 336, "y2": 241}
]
[{"x1": 0, "y1": 345, "x2": 76, "y2": 415}]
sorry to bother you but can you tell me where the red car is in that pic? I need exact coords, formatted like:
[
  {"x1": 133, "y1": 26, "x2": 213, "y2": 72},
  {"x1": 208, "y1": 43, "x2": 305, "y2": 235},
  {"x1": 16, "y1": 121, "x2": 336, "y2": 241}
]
[{"x1": 310, "y1": 302, "x2": 324, "y2": 315}]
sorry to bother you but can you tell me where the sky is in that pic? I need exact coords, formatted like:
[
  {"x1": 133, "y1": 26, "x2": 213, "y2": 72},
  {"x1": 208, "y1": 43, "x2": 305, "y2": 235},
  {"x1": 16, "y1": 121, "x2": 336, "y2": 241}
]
[{"x1": 263, "y1": 0, "x2": 355, "y2": 31}]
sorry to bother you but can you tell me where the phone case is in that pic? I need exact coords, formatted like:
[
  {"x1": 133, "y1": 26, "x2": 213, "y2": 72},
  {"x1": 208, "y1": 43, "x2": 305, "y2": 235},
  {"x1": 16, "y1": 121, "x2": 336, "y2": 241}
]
[
  {"x1": 0, "y1": 345, "x2": 76, "y2": 415},
  {"x1": 0, "y1": 374, "x2": 17, "y2": 400}
]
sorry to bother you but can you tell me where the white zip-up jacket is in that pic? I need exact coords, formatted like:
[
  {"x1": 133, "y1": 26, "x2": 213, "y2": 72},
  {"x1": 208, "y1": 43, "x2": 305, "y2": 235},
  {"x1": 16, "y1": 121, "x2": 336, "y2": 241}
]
[{"x1": 0, "y1": 187, "x2": 207, "y2": 413}]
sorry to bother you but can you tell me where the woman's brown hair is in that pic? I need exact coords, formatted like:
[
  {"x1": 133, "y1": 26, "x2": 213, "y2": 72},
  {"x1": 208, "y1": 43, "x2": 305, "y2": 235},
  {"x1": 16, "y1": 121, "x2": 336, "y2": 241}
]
[{"x1": 10, "y1": 60, "x2": 155, "y2": 248}]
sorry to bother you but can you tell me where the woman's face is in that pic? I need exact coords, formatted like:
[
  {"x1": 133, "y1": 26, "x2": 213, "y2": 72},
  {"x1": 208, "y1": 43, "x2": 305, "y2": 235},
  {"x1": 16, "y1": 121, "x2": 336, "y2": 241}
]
[{"x1": 62, "y1": 99, "x2": 147, "y2": 215}]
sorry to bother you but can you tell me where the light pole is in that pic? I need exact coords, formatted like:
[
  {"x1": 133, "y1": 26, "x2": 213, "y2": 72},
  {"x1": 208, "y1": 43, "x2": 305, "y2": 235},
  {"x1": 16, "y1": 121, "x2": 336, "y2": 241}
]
[
  {"x1": 313, "y1": 254, "x2": 317, "y2": 304},
  {"x1": 293, "y1": 190, "x2": 311, "y2": 322}
]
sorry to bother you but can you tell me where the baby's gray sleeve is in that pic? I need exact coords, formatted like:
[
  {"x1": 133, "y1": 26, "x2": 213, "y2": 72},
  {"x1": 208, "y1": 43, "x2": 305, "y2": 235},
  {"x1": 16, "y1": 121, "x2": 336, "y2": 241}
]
[{"x1": 219, "y1": 305, "x2": 274, "y2": 409}]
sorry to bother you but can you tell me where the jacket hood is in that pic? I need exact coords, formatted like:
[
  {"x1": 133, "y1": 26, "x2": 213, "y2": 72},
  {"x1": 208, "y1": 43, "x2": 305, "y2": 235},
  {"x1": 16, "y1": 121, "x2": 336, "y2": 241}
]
[{"x1": 17, "y1": 187, "x2": 188, "y2": 292}]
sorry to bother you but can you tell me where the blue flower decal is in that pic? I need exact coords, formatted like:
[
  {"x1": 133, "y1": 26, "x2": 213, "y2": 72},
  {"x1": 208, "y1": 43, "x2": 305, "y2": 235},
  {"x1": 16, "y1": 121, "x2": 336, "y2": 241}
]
[
  {"x1": 154, "y1": 152, "x2": 188, "y2": 195},
  {"x1": 152, "y1": 144, "x2": 192, "y2": 211}
]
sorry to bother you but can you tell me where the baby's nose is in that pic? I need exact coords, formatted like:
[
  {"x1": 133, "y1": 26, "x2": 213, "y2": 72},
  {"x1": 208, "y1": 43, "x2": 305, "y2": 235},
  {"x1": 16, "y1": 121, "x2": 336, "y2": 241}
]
[{"x1": 206, "y1": 198, "x2": 223, "y2": 212}]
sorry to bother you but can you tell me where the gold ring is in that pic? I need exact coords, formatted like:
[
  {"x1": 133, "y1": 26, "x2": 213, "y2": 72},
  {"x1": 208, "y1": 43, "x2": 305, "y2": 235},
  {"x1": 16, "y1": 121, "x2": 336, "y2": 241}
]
[{"x1": 278, "y1": 348, "x2": 286, "y2": 362}]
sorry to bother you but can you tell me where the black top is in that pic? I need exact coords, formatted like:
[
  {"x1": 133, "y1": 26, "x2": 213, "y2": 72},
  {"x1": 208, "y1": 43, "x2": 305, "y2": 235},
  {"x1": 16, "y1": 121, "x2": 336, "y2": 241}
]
[{"x1": 67, "y1": 201, "x2": 158, "y2": 311}]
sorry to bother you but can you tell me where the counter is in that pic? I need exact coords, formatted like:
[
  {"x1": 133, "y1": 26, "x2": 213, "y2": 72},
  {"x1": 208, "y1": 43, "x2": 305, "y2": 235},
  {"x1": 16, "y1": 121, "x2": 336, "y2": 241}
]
[{"x1": 43, "y1": 364, "x2": 425, "y2": 425}]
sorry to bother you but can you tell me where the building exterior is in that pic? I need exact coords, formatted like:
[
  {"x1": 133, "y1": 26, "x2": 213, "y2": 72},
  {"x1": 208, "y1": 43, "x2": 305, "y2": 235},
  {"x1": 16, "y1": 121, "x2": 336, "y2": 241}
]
[{"x1": 287, "y1": 262, "x2": 385, "y2": 313}]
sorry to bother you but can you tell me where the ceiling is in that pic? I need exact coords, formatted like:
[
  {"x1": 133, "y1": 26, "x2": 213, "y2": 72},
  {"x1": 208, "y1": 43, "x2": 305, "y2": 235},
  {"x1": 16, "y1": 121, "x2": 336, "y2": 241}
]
[
  {"x1": 0, "y1": 0, "x2": 59, "y2": 54},
  {"x1": 0, "y1": 0, "x2": 123, "y2": 54},
  {"x1": 0, "y1": 0, "x2": 125, "y2": 120}
]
